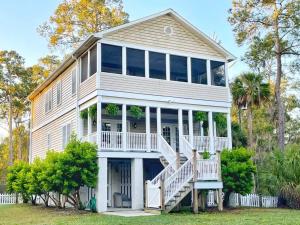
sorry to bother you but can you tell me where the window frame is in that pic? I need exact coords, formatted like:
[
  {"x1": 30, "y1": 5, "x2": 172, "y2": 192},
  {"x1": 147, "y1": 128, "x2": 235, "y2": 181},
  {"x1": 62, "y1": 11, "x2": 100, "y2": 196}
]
[
  {"x1": 149, "y1": 51, "x2": 166, "y2": 80},
  {"x1": 170, "y1": 54, "x2": 188, "y2": 82},
  {"x1": 71, "y1": 69, "x2": 77, "y2": 96},
  {"x1": 210, "y1": 60, "x2": 226, "y2": 87},
  {"x1": 80, "y1": 52, "x2": 89, "y2": 83},
  {"x1": 62, "y1": 123, "x2": 72, "y2": 149},
  {"x1": 101, "y1": 43, "x2": 123, "y2": 74},
  {"x1": 126, "y1": 47, "x2": 146, "y2": 77},
  {"x1": 44, "y1": 88, "x2": 53, "y2": 114},
  {"x1": 47, "y1": 133, "x2": 52, "y2": 149},
  {"x1": 56, "y1": 80, "x2": 62, "y2": 106},
  {"x1": 191, "y1": 57, "x2": 207, "y2": 85}
]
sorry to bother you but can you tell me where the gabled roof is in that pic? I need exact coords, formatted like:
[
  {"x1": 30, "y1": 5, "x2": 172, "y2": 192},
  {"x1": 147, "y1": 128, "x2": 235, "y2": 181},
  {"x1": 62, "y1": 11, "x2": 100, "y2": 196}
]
[
  {"x1": 29, "y1": 8, "x2": 235, "y2": 100},
  {"x1": 95, "y1": 8, "x2": 236, "y2": 61}
]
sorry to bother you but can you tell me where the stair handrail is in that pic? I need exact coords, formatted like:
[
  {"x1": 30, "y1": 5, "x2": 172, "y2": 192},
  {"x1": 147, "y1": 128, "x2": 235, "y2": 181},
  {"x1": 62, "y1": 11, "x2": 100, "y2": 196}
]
[
  {"x1": 158, "y1": 135, "x2": 177, "y2": 167},
  {"x1": 180, "y1": 136, "x2": 194, "y2": 159},
  {"x1": 149, "y1": 160, "x2": 177, "y2": 186},
  {"x1": 164, "y1": 158, "x2": 194, "y2": 204}
]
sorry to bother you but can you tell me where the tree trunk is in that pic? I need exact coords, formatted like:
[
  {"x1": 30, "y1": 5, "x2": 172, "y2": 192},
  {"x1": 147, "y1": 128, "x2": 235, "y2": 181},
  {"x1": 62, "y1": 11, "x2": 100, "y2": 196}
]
[
  {"x1": 246, "y1": 107, "x2": 253, "y2": 149},
  {"x1": 8, "y1": 89, "x2": 13, "y2": 166},
  {"x1": 274, "y1": 15, "x2": 285, "y2": 151}
]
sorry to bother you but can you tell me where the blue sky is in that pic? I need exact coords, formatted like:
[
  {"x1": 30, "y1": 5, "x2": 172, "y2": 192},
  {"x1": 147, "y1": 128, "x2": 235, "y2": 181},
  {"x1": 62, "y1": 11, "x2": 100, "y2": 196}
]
[{"x1": 0, "y1": 0, "x2": 249, "y2": 137}]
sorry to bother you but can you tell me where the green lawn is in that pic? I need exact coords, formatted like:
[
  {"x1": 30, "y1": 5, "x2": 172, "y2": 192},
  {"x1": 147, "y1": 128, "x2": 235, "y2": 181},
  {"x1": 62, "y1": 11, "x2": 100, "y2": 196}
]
[{"x1": 0, "y1": 204, "x2": 300, "y2": 225}]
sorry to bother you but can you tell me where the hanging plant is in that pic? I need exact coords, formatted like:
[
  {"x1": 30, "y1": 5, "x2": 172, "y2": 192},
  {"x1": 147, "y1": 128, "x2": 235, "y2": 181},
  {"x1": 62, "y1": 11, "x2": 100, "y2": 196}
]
[
  {"x1": 195, "y1": 111, "x2": 207, "y2": 122},
  {"x1": 89, "y1": 104, "x2": 97, "y2": 118},
  {"x1": 129, "y1": 105, "x2": 143, "y2": 119},
  {"x1": 80, "y1": 109, "x2": 88, "y2": 119},
  {"x1": 214, "y1": 113, "x2": 227, "y2": 130},
  {"x1": 105, "y1": 103, "x2": 119, "y2": 116},
  {"x1": 202, "y1": 150, "x2": 210, "y2": 159}
]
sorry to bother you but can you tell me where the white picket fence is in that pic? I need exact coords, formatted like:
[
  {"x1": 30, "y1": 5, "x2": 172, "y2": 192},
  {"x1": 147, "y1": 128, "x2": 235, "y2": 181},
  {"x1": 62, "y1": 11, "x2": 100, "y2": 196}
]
[
  {"x1": 0, "y1": 193, "x2": 20, "y2": 204},
  {"x1": 229, "y1": 193, "x2": 278, "y2": 208}
]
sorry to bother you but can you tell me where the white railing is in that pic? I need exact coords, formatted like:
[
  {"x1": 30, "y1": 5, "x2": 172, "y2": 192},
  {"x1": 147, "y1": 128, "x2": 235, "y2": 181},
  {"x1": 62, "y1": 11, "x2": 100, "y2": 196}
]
[
  {"x1": 194, "y1": 136, "x2": 210, "y2": 152},
  {"x1": 0, "y1": 193, "x2": 18, "y2": 204},
  {"x1": 101, "y1": 131, "x2": 123, "y2": 150},
  {"x1": 197, "y1": 159, "x2": 219, "y2": 180},
  {"x1": 164, "y1": 158, "x2": 193, "y2": 204},
  {"x1": 158, "y1": 135, "x2": 177, "y2": 167},
  {"x1": 127, "y1": 132, "x2": 147, "y2": 151},
  {"x1": 207, "y1": 190, "x2": 217, "y2": 207},
  {"x1": 229, "y1": 193, "x2": 278, "y2": 208},
  {"x1": 150, "y1": 133, "x2": 157, "y2": 151},
  {"x1": 214, "y1": 137, "x2": 228, "y2": 151},
  {"x1": 181, "y1": 136, "x2": 193, "y2": 159}
]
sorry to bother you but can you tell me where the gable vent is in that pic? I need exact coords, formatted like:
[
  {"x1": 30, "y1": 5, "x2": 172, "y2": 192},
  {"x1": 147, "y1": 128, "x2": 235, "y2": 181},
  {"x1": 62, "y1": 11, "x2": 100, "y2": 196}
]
[{"x1": 164, "y1": 26, "x2": 174, "y2": 36}]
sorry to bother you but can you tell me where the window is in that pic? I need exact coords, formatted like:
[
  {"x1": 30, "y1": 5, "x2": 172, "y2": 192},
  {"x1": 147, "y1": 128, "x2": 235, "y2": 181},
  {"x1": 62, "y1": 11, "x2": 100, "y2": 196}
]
[
  {"x1": 62, "y1": 123, "x2": 71, "y2": 148},
  {"x1": 191, "y1": 58, "x2": 207, "y2": 84},
  {"x1": 211, "y1": 61, "x2": 225, "y2": 86},
  {"x1": 126, "y1": 48, "x2": 145, "y2": 77},
  {"x1": 47, "y1": 133, "x2": 51, "y2": 149},
  {"x1": 149, "y1": 51, "x2": 166, "y2": 80},
  {"x1": 89, "y1": 45, "x2": 97, "y2": 76},
  {"x1": 101, "y1": 44, "x2": 122, "y2": 74},
  {"x1": 45, "y1": 89, "x2": 53, "y2": 113},
  {"x1": 170, "y1": 55, "x2": 187, "y2": 82},
  {"x1": 71, "y1": 69, "x2": 76, "y2": 95},
  {"x1": 56, "y1": 81, "x2": 62, "y2": 106},
  {"x1": 81, "y1": 52, "x2": 88, "y2": 82}
]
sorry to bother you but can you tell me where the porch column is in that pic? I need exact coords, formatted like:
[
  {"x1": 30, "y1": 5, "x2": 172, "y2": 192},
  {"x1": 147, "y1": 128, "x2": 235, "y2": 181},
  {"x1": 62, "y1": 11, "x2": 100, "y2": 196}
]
[
  {"x1": 88, "y1": 107, "x2": 92, "y2": 141},
  {"x1": 131, "y1": 158, "x2": 144, "y2": 209},
  {"x1": 157, "y1": 107, "x2": 161, "y2": 150},
  {"x1": 122, "y1": 104, "x2": 127, "y2": 151},
  {"x1": 146, "y1": 106, "x2": 151, "y2": 152},
  {"x1": 96, "y1": 98, "x2": 101, "y2": 149},
  {"x1": 227, "y1": 112, "x2": 232, "y2": 149},
  {"x1": 178, "y1": 109, "x2": 183, "y2": 152},
  {"x1": 78, "y1": 116, "x2": 83, "y2": 139},
  {"x1": 188, "y1": 109, "x2": 194, "y2": 147},
  {"x1": 96, "y1": 157, "x2": 107, "y2": 212},
  {"x1": 208, "y1": 111, "x2": 215, "y2": 153}
]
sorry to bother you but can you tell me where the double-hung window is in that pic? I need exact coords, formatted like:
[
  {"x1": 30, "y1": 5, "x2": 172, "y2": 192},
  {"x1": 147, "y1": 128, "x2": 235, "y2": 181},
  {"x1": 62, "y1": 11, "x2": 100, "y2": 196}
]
[
  {"x1": 45, "y1": 89, "x2": 53, "y2": 113},
  {"x1": 56, "y1": 81, "x2": 62, "y2": 106},
  {"x1": 62, "y1": 123, "x2": 71, "y2": 149}
]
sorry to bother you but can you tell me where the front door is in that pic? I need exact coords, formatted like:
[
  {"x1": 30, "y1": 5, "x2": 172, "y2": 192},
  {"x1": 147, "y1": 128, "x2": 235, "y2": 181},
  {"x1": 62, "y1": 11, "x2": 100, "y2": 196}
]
[{"x1": 162, "y1": 124, "x2": 179, "y2": 151}]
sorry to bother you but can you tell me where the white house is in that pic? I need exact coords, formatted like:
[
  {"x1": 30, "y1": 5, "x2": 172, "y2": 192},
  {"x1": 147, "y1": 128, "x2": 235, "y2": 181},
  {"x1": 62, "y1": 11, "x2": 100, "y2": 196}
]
[{"x1": 28, "y1": 9, "x2": 235, "y2": 213}]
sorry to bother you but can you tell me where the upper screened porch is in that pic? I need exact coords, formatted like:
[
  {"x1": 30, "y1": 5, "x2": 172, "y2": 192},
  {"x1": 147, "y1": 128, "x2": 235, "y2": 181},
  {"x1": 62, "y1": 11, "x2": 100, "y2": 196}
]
[
  {"x1": 79, "y1": 102, "x2": 232, "y2": 154},
  {"x1": 79, "y1": 41, "x2": 231, "y2": 104}
]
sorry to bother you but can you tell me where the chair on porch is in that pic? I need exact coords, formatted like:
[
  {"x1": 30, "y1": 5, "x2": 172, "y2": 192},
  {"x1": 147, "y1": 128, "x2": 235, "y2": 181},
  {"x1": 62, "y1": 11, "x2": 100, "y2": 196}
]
[{"x1": 113, "y1": 192, "x2": 131, "y2": 208}]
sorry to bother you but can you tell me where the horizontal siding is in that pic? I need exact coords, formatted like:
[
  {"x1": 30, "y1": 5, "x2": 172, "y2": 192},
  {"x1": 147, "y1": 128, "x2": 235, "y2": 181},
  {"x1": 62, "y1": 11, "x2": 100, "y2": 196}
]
[
  {"x1": 104, "y1": 14, "x2": 224, "y2": 58},
  {"x1": 31, "y1": 109, "x2": 76, "y2": 160},
  {"x1": 100, "y1": 72, "x2": 229, "y2": 102},
  {"x1": 32, "y1": 62, "x2": 77, "y2": 129},
  {"x1": 80, "y1": 74, "x2": 96, "y2": 99}
]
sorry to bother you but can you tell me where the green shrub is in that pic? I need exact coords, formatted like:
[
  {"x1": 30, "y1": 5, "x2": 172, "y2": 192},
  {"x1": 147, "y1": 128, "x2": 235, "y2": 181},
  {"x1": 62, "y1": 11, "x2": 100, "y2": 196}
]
[
  {"x1": 129, "y1": 105, "x2": 143, "y2": 119},
  {"x1": 105, "y1": 103, "x2": 119, "y2": 116}
]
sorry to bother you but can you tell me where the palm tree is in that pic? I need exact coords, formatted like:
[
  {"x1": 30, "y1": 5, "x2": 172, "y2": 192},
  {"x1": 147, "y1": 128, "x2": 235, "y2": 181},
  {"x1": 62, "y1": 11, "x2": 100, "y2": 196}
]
[{"x1": 231, "y1": 72, "x2": 270, "y2": 148}]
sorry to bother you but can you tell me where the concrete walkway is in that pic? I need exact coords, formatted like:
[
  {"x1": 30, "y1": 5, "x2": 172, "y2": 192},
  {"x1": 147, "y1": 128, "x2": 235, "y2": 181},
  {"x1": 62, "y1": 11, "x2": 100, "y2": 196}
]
[{"x1": 103, "y1": 210, "x2": 157, "y2": 217}]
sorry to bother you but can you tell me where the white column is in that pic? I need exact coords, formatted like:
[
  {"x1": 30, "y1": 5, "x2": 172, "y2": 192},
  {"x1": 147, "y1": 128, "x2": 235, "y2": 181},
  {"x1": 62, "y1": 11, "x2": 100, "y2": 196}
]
[
  {"x1": 227, "y1": 112, "x2": 232, "y2": 149},
  {"x1": 178, "y1": 109, "x2": 183, "y2": 152},
  {"x1": 225, "y1": 62, "x2": 229, "y2": 87},
  {"x1": 145, "y1": 51, "x2": 149, "y2": 78},
  {"x1": 131, "y1": 158, "x2": 144, "y2": 209},
  {"x1": 96, "y1": 42, "x2": 101, "y2": 90},
  {"x1": 78, "y1": 116, "x2": 83, "y2": 139},
  {"x1": 166, "y1": 54, "x2": 170, "y2": 81},
  {"x1": 187, "y1": 57, "x2": 192, "y2": 83},
  {"x1": 96, "y1": 157, "x2": 107, "y2": 212},
  {"x1": 96, "y1": 97, "x2": 101, "y2": 150},
  {"x1": 88, "y1": 107, "x2": 92, "y2": 141},
  {"x1": 146, "y1": 106, "x2": 151, "y2": 152},
  {"x1": 208, "y1": 111, "x2": 215, "y2": 153},
  {"x1": 122, "y1": 104, "x2": 127, "y2": 151},
  {"x1": 207, "y1": 59, "x2": 211, "y2": 86},
  {"x1": 157, "y1": 107, "x2": 161, "y2": 149},
  {"x1": 122, "y1": 46, "x2": 126, "y2": 75},
  {"x1": 188, "y1": 109, "x2": 193, "y2": 147}
]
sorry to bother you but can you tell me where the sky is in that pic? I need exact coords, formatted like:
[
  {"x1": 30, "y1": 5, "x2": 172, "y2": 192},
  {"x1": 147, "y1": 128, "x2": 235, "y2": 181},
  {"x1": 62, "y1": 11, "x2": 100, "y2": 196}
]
[{"x1": 0, "y1": 0, "x2": 249, "y2": 138}]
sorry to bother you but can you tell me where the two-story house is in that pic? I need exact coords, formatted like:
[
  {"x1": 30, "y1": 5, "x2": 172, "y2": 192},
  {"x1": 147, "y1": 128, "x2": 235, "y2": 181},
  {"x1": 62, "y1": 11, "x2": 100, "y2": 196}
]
[{"x1": 28, "y1": 9, "x2": 235, "y2": 213}]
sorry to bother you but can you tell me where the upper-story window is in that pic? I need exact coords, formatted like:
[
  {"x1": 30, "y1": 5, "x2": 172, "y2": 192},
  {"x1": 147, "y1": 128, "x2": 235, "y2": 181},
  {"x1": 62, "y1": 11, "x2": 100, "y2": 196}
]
[
  {"x1": 81, "y1": 52, "x2": 88, "y2": 82},
  {"x1": 126, "y1": 48, "x2": 145, "y2": 77},
  {"x1": 170, "y1": 55, "x2": 187, "y2": 82},
  {"x1": 101, "y1": 44, "x2": 122, "y2": 74},
  {"x1": 191, "y1": 58, "x2": 207, "y2": 84},
  {"x1": 89, "y1": 45, "x2": 97, "y2": 76},
  {"x1": 211, "y1": 60, "x2": 226, "y2": 87},
  {"x1": 56, "y1": 81, "x2": 62, "y2": 106},
  {"x1": 71, "y1": 69, "x2": 76, "y2": 95},
  {"x1": 45, "y1": 88, "x2": 53, "y2": 113},
  {"x1": 149, "y1": 51, "x2": 166, "y2": 80}
]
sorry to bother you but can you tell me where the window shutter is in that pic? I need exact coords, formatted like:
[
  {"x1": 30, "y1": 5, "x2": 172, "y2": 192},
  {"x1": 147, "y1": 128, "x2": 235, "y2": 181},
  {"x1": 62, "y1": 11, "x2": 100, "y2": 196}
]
[
  {"x1": 62, "y1": 125, "x2": 66, "y2": 148},
  {"x1": 71, "y1": 70, "x2": 76, "y2": 95},
  {"x1": 56, "y1": 81, "x2": 62, "y2": 105}
]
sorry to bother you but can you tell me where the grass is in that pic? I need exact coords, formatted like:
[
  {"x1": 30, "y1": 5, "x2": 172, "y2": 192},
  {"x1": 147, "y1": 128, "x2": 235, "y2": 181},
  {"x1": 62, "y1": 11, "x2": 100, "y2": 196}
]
[{"x1": 0, "y1": 204, "x2": 300, "y2": 225}]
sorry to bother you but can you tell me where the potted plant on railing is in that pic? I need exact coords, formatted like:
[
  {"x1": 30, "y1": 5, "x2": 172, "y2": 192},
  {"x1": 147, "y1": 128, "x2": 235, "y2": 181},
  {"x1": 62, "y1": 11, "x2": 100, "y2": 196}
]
[{"x1": 105, "y1": 103, "x2": 119, "y2": 116}]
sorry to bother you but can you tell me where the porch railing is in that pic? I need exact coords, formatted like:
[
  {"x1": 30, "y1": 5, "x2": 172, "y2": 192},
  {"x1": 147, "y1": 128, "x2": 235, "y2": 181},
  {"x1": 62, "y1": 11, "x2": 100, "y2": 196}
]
[
  {"x1": 214, "y1": 137, "x2": 229, "y2": 151},
  {"x1": 183, "y1": 135, "x2": 228, "y2": 152},
  {"x1": 101, "y1": 131, "x2": 123, "y2": 150},
  {"x1": 197, "y1": 159, "x2": 219, "y2": 180}
]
